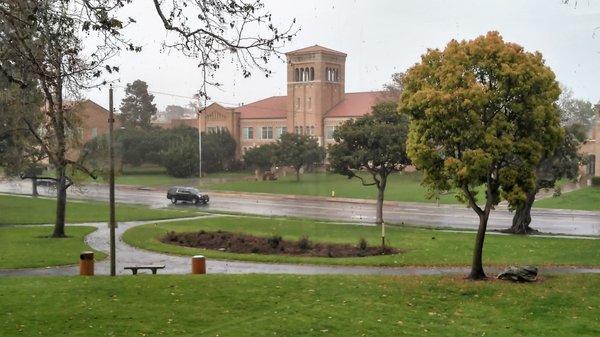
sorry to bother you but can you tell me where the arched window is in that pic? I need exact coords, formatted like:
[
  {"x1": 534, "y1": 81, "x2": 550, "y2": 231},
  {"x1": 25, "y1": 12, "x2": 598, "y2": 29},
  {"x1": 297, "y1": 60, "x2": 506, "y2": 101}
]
[
  {"x1": 299, "y1": 68, "x2": 304, "y2": 82},
  {"x1": 310, "y1": 67, "x2": 314, "y2": 81},
  {"x1": 294, "y1": 68, "x2": 299, "y2": 82},
  {"x1": 334, "y1": 69, "x2": 338, "y2": 82},
  {"x1": 304, "y1": 67, "x2": 309, "y2": 81},
  {"x1": 325, "y1": 68, "x2": 329, "y2": 82}
]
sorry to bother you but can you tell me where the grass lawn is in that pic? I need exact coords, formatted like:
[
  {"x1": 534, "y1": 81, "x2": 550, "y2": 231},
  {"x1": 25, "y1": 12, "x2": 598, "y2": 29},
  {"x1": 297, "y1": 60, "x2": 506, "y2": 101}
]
[
  {"x1": 0, "y1": 194, "x2": 199, "y2": 225},
  {"x1": 0, "y1": 274, "x2": 598, "y2": 336},
  {"x1": 535, "y1": 187, "x2": 600, "y2": 211},
  {"x1": 206, "y1": 171, "x2": 461, "y2": 204},
  {"x1": 123, "y1": 216, "x2": 600, "y2": 267},
  {"x1": 0, "y1": 226, "x2": 105, "y2": 269}
]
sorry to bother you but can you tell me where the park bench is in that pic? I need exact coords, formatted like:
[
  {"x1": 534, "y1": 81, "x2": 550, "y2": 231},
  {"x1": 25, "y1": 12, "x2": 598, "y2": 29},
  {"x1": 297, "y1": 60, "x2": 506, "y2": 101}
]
[{"x1": 124, "y1": 265, "x2": 165, "y2": 275}]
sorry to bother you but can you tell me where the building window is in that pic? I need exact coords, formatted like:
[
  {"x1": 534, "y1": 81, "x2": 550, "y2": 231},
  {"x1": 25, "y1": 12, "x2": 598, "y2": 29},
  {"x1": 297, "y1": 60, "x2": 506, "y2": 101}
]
[
  {"x1": 294, "y1": 68, "x2": 299, "y2": 81},
  {"x1": 310, "y1": 67, "x2": 314, "y2": 81},
  {"x1": 276, "y1": 126, "x2": 287, "y2": 139},
  {"x1": 91, "y1": 127, "x2": 98, "y2": 138},
  {"x1": 326, "y1": 126, "x2": 336, "y2": 139},
  {"x1": 261, "y1": 126, "x2": 273, "y2": 139},
  {"x1": 207, "y1": 127, "x2": 217, "y2": 133},
  {"x1": 243, "y1": 127, "x2": 253, "y2": 139},
  {"x1": 307, "y1": 97, "x2": 312, "y2": 109}
]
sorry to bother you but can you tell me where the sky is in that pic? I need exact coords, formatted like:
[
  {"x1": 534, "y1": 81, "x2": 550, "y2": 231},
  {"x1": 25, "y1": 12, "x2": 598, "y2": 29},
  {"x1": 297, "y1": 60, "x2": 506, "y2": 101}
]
[{"x1": 84, "y1": 0, "x2": 600, "y2": 111}]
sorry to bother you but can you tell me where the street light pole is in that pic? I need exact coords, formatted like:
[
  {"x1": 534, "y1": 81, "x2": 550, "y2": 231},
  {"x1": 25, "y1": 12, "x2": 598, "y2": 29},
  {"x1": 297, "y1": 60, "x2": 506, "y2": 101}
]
[
  {"x1": 197, "y1": 96, "x2": 203, "y2": 179},
  {"x1": 108, "y1": 85, "x2": 116, "y2": 276}
]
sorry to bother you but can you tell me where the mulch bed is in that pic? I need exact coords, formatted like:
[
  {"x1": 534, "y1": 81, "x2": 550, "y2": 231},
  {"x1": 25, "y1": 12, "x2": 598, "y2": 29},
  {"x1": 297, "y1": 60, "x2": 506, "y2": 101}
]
[{"x1": 160, "y1": 230, "x2": 402, "y2": 258}]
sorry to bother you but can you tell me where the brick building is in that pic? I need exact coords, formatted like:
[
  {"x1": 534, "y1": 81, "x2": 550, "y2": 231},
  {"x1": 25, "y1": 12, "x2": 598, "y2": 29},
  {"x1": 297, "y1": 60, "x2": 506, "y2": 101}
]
[
  {"x1": 580, "y1": 117, "x2": 600, "y2": 177},
  {"x1": 198, "y1": 45, "x2": 383, "y2": 158},
  {"x1": 72, "y1": 99, "x2": 118, "y2": 144}
]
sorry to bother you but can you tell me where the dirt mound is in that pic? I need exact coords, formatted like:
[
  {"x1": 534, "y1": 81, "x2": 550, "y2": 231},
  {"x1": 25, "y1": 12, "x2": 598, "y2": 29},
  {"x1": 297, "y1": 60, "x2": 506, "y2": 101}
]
[{"x1": 160, "y1": 230, "x2": 401, "y2": 258}]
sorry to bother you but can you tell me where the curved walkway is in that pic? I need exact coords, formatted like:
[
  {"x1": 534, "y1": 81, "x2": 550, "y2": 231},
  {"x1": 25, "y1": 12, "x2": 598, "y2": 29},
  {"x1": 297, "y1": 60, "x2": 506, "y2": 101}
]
[{"x1": 1, "y1": 215, "x2": 599, "y2": 277}]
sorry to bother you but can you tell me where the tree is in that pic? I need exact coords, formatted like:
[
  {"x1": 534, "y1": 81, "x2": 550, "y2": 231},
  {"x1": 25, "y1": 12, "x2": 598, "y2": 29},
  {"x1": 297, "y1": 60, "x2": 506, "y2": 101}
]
[
  {"x1": 161, "y1": 127, "x2": 199, "y2": 178},
  {"x1": 506, "y1": 124, "x2": 585, "y2": 234},
  {"x1": 119, "y1": 80, "x2": 157, "y2": 129},
  {"x1": 380, "y1": 72, "x2": 405, "y2": 102},
  {"x1": 558, "y1": 87, "x2": 597, "y2": 136},
  {"x1": 244, "y1": 144, "x2": 276, "y2": 172},
  {"x1": 399, "y1": 31, "x2": 563, "y2": 280},
  {"x1": 164, "y1": 105, "x2": 191, "y2": 120},
  {"x1": 329, "y1": 102, "x2": 410, "y2": 247},
  {"x1": 274, "y1": 133, "x2": 325, "y2": 181},
  {"x1": 0, "y1": 68, "x2": 45, "y2": 196},
  {"x1": 201, "y1": 129, "x2": 238, "y2": 173},
  {"x1": 0, "y1": 0, "x2": 295, "y2": 237}
]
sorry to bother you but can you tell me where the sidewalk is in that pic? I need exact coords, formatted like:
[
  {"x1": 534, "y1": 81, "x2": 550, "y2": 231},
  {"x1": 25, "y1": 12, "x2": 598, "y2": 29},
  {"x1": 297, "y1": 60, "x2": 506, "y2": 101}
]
[{"x1": 2, "y1": 216, "x2": 599, "y2": 277}]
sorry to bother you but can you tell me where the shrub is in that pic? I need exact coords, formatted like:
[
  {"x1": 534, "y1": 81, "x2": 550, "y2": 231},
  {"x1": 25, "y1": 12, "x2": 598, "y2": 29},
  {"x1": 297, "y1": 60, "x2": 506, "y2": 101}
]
[
  {"x1": 592, "y1": 176, "x2": 600, "y2": 187},
  {"x1": 552, "y1": 186, "x2": 562, "y2": 197},
  {"x1": 326, "y1": 245, "x2": 334, "y2": 257},
  {"x1": 357, "y1": 238, "x2": 368, "y2": 251},
  {"x1": 267, "y1": 235, "x2": 283, "y2": 248},
  {"x1": 297, "y1": 236, "x2": 312, "y2": 250}
]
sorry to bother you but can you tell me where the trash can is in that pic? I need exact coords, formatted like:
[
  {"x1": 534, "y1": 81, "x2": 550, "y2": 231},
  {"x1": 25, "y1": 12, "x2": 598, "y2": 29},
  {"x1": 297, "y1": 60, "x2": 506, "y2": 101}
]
[
  {"x1": 191, "y1": 255, "x2": 206, "y2": 274},
  {"x1": 79, "y1": 251, "x2": 94, "y2": 276}
]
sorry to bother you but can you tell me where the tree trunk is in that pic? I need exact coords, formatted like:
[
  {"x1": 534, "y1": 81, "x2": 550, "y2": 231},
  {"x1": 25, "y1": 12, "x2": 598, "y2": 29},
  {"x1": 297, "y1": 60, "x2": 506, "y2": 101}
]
[
  {"x1": 31, "y1": 178, "x2": 39, "y2": 197},
  {"x1": 505, "y1": 191, "x2": 537, "y2": 234},
  {"x1": 295, "y1": 167, "x2": 300, "y2": 181},
  {"x1": 375, "y1": 185, "x2": 385, "y2": 225},
  {"x1": 53, "y1": 166, "x2": 67, "y2": 238},
  {"x1": 469, "y1": 210, "x2": 490, "y2": 280},
  {"x1": 375, "y1": 176, "x2": 387, "y2": 249}
]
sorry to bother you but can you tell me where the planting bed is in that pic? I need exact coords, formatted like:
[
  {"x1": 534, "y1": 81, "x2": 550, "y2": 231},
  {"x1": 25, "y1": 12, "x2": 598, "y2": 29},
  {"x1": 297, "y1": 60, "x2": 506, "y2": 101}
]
[{"x1": 161, "y1": 230, "x2": 401, "y2": 257}]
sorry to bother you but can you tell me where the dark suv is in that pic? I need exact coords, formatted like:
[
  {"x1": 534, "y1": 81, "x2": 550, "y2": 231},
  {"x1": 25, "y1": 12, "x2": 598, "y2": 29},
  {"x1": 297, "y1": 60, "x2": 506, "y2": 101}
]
[{"x1": 167, "y1": 187, "x2": 210, "y2": 205}]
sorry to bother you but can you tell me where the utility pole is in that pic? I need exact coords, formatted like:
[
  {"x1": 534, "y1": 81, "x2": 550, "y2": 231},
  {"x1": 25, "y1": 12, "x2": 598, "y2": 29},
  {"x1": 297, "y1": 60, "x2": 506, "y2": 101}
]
[
  {"x1": 108, "y1": 85, "x2": 116, "y2": 276},
  {"x1": 197, "y1": 93, "x2": 203, "y2": 179}
]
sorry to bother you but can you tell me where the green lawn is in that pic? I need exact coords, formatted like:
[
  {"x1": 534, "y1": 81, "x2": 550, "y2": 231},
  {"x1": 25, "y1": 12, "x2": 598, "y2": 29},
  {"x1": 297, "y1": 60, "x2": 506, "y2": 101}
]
[
  {"x1": 0, "y1": 226, "x2": 105, "y2": 269},
  {"x1": 123, "y1": 216, "x2": 600, "y2": 267},
  {"x1": 536, "y1": 187, "x2": 600, "y2": 211},
  {"x1": 0, "y1": 194, "x2": 199, "y2": 225},
  {"x1": 0, "y1": 274, "x2": 598, "y2": 336},
  {"x1": 206, "y1": 172, "x2": 461, "y2": 204}
]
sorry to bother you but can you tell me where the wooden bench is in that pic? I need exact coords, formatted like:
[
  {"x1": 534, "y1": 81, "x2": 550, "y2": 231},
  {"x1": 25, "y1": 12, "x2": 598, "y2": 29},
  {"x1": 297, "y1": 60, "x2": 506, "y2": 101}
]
[{"x1": 124, "y1": 265, "x2": 165, "y2": 275}]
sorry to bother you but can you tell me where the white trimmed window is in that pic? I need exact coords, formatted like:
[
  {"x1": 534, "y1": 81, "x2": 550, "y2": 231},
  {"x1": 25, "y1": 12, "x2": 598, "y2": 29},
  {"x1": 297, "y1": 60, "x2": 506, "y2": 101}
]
[
  {"x1": 261, "y1": 126, "x2": 273, "y2": 139},
  {"x1": 276, "y1": 127, "x2": 287, "y2": 139},
  {"x1": 243, "y1": 127, "x2": 253, "y2": 139},
  {"x1": 325, "y1": 126, "x2": 336, "y2": 139}
]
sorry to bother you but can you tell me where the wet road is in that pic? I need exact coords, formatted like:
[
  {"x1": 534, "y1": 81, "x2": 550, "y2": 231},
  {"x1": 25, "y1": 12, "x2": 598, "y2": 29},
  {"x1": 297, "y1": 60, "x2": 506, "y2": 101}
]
[{"x1": 1, "y1": 180, "x2": 599, "y2": 236}]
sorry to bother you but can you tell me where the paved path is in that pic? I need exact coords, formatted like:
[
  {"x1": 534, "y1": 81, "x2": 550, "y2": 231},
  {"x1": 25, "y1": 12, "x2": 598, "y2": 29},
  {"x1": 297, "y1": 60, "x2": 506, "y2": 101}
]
[
  {"x1": 1, "y1": 216, "x2": 599, "y2": 277},
  {"x1": 1, "y1": 180, "x2": 599, "y2": 236}
]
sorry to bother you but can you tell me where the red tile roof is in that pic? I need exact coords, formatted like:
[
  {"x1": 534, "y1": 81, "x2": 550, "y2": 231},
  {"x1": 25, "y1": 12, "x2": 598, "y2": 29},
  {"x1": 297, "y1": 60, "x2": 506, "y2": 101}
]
[
  {"x1": 236, "y1": 96, "x2": 287, "y2": 119},
  {"x1": 325, "y1": 92, "x2": 384, "y2": 118},
  {"x1": 236, "y1": 92, "x2": 384, "y2": 119},
  {"x1": 286, "y1": 45, "x2": 346, "y2": 56}
]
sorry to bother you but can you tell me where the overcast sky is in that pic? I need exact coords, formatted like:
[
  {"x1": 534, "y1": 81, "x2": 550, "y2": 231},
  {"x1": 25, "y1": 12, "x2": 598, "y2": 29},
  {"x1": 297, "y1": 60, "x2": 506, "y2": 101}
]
[{"x1": 84, "y1": 0, "x2": 600, "y2": 111}]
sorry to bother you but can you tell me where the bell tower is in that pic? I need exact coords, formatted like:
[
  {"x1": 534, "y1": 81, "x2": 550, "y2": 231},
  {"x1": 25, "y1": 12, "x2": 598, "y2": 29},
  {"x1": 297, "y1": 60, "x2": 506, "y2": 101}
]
[{"x1": 285, "y1": 45, "x2": 346, "y2": 144}]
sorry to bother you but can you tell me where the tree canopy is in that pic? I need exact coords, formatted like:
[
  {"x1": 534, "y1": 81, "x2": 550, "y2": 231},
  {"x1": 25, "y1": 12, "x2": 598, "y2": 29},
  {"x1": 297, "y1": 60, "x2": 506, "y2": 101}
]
[
  {"x1": 243, "y1": 143, "x2": 276, "y2": 172},
  {"x1": 329, "y1": 102, "x2": 410, "y2": 228},
  {"x1": 274, "y1": 133, "x2": 325, "y2": 181},
  {"x1": 119, "y1": 80, "x2": 158, "y2": 129},
  {"x1": 399, "y1": 31, "x2": 563, "y2": 279}
]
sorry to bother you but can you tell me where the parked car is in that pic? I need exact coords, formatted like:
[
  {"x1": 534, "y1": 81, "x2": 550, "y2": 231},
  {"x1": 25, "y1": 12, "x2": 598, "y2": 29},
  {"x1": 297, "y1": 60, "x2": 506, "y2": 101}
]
[{"x1": 167, "y1": 187, "x2": 210, "y2": 205}]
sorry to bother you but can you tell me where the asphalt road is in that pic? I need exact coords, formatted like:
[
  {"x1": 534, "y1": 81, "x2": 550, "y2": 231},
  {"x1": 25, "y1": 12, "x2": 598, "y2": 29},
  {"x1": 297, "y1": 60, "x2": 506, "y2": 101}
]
[{"x1": 1, "y1": 180, "x2": 599, "y2": 236}]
